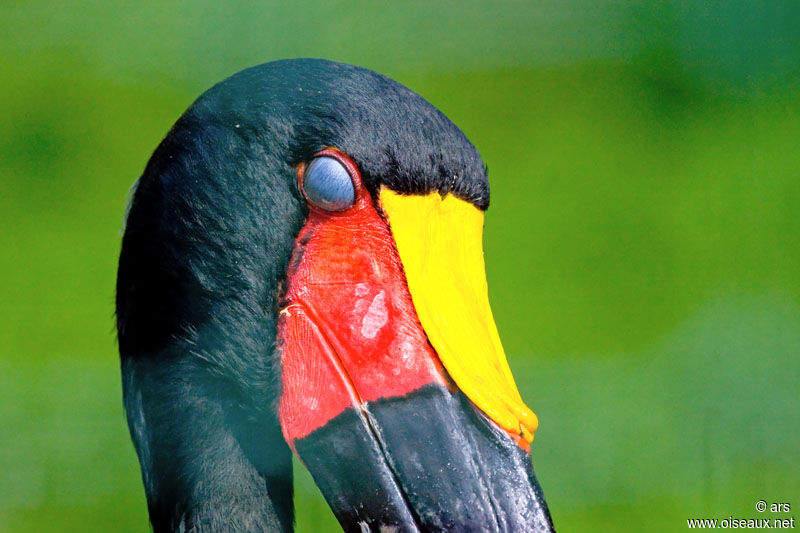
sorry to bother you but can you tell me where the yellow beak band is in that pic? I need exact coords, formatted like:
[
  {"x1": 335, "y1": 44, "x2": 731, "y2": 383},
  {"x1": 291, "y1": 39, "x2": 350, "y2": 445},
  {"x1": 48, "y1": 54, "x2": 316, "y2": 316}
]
[{"x1": 379, "y1": 189, "x2": 538, "y2": 444}]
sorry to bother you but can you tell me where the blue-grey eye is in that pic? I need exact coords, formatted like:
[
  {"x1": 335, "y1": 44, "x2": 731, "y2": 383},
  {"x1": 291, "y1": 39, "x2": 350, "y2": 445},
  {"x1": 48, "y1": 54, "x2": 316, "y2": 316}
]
[{"x1": 302, "y1": 156, "x2": 356, "y2": 211}]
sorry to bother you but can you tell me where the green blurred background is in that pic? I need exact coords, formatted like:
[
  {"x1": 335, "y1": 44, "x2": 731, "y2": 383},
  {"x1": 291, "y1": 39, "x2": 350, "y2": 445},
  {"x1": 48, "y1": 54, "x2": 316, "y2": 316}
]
[{"x1": 2, "y1": 1, "x2": 798, "y2": 531}]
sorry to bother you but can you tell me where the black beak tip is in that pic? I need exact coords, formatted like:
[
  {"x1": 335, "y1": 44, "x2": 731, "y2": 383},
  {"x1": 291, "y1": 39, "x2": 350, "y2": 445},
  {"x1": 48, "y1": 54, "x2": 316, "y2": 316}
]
[{"x1": 295, "y1": 384, "x2": 555, "y2": 532}]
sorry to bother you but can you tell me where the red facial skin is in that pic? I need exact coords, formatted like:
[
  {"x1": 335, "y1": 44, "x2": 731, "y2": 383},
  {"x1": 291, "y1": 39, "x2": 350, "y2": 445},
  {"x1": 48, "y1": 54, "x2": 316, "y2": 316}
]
[
  {"x1": 278, "y1": 149, "x2": 530, "y2": 452},
  {"x1": 277, "y1": 149, "x2": 450, "y2": 445}
]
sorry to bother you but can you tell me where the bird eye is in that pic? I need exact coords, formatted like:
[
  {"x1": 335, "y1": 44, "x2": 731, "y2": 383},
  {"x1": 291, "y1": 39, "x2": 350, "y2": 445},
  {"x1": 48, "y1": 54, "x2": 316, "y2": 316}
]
[{"x1": 302, "y1": 156, "x2": 356, "y2": 212}]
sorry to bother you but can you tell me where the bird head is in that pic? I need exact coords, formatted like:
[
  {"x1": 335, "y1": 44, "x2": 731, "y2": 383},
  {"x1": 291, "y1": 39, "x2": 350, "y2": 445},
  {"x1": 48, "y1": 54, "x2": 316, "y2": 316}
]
[{"x1": 117, "y1": 58, "x2": 554, "y2": 532}]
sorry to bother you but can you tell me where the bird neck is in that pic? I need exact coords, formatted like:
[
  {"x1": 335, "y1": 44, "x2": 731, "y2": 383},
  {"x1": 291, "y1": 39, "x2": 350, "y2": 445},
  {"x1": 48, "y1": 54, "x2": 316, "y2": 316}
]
[
  {"x1": 122, "y1": 355, "x2": 294, "y2": 532},
  {"x1": 116, "y1": 100, "x2": 309, "y2": 531}
]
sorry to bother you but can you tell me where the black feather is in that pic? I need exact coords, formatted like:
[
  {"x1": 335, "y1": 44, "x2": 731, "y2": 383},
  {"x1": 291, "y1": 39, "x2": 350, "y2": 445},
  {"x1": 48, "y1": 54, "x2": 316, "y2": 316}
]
[{"x1": 116, "y1": 58, "x2": 489, "y2": 532}]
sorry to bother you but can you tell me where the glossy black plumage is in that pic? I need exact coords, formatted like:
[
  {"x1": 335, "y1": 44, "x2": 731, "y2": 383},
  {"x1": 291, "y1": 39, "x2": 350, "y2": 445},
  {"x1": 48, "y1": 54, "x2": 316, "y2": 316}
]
[
  {"x1": 117, "y1": 59, "x2": 491, "y2": 531},
  {"x1": 116, "y1": 58, "x2": 545, "y2": 532},
  {"x1": 119, "y1": 58, "x2": 489, "y2": 359}
]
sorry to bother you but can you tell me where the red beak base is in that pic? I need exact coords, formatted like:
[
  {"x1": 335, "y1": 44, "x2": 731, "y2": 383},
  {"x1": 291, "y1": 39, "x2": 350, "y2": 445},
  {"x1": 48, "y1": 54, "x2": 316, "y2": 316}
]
[{"x1": 277, "y1": 164, "x2": 450, "y2": 443}]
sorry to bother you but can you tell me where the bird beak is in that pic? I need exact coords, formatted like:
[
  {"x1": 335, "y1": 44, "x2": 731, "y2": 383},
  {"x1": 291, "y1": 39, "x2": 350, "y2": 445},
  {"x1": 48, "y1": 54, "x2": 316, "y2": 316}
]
[{"x1": 278, "y1": 186, "x2": 554, "y2": 532}]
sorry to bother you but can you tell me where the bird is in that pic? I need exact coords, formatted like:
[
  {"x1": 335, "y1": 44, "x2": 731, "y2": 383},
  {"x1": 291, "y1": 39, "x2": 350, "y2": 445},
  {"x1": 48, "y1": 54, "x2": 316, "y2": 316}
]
[{"x1": 116, "y1": 58, "x2": 555, "y2": 533}]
